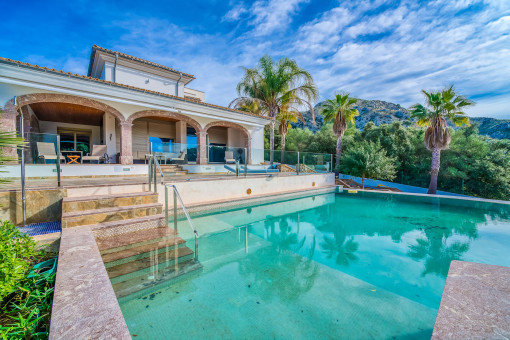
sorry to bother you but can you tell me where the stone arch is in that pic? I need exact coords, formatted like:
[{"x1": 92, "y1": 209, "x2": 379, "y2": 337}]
[
  {"x1": 127, "y1": 110, "x2": 202, "y2": 133},
  {"x1": 204, "y1": 121, "x2": 252, "y2": 164},
  {"x1": 4, "y1": 93, "x2": 125, "y2": 123}
]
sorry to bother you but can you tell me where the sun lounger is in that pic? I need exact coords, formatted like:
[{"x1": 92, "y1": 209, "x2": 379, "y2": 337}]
[
  {"x1": 36, "y1": 142, "x2": 66, "y2": 164},
  {"x1": 82, "y1": 145, "x2": 108, "y2": 164},
  {"x1": 225, "y1": 151, "x2": 236, "y2": 164}
]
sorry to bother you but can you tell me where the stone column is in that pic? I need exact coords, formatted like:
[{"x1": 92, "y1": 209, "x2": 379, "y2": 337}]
[
  {"x1": 196, "y1": 131, "x2": 208, "y2": 165},
  {"x1": 119, "y1": 122, "x2": 133, "y2": 165},
  {"x1": 0, "y1": 108, "x2": 18, "y2": 159}
]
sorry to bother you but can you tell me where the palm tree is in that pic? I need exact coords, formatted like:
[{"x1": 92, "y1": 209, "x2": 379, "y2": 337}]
[
  {"x1": 410, "y1": 85, "x2": 474, "y2": 194},
  {"x1": 277, "y1": 107, "x2": 304, "y2": 163},
  {"x1": 320, "y1": 93, "x2": 359, "y2": 173},
  {"x1": 230, "y1": 55, "x2": 318, "y2": 164}
]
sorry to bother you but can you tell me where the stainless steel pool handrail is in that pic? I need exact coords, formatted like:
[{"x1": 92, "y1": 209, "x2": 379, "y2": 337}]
[
  {"x1": 165, "y1": 184, "x2": 199, "y2": 261},
  {"x1": 148, "y1": 154, "x2": 164, "y2": 192}
]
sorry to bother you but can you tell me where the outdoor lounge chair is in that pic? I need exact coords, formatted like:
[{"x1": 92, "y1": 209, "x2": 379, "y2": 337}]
[
  {"x1": 225, "y1": 151, "x2": 236, "y2": 164},
  {"x1": 170, "y1": 152, "x2": 187, "y2": 164},
  {"x1": 82, "y1": 145, "x2": 108, "y2": 164},
  {"x1": 36, "y1": 142, "x2": 65, "y2": 164}
]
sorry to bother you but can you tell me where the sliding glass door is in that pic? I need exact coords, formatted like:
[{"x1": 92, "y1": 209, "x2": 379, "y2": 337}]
[{"x1": 58, "y1": 129, "x2": 91, "y2": 154}]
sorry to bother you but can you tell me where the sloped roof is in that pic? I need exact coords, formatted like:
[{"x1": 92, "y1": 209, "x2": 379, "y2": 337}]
[
  {"x1": 87, "y1": 45, "x2": 195, "y2": 80},
  {"x1": 0, "y1": 57, "x2": 271, "y2": 121}
]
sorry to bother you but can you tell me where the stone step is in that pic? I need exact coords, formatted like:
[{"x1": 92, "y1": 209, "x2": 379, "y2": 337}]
[
  {"x1": 65, "y1": 184, "x2": 148, "y2": 198},
  {"x1": 62, "y1": 192, "x2": 159, "y2": 212},
  {"x1": 93, "y1": 217, "x2": 170, "y2": 241},
  {"x1": 107, "y1": 246, "x2": 194, "y2": 280},
  {"x1": 111, "y1": 260, "x2": 203, "y2": 298},
  {"x1": 95, "y1": 224, "x2": 175, "y2": 252},
  {"x1": 61, "y1": 203, "x2": 162, "y2": 228},
  {"x1": 162, "y1": 171, "x2": 188, "y2": 176},
  {"x1": 101, "y1": 236, "x2": 187, "y2": 267}
]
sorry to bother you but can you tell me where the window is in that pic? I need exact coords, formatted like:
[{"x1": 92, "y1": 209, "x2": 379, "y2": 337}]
[{"x1": 57, "y1": 129, "x2": 91, "y2": 154}]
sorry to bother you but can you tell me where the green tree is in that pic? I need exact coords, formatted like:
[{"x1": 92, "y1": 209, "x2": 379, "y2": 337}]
[
  {"x1": 410, "y1": 85, "x2": 474, "y2": 194},
  {"x1": 338, "y1": 141, "x2": 397, "y2": 188},
  {"x1": 277, "y1": 107, "x2": 304, "y2": 163},
  {"x1": 230, "y1": 55, "x2": 318, "y2": 164},
  {"x1": 320, "y1": 93, "x2": 359, "y2": 173}
]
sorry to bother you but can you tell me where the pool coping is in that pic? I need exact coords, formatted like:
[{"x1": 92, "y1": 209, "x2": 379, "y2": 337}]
[
  {"x1": 49, "y1": 226, "x2": 131, "y2": 340},
  {"x1": 337, "y1": 186, "x2": 510, "y2": 206},
  {"x1": 432, "y1": 260, "x2": 510, "y2": 339}
]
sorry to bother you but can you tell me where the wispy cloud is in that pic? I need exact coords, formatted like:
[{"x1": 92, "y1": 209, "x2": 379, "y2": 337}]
[{"x1": 5, "y1": 0, "x2": 509, "y2": 118}]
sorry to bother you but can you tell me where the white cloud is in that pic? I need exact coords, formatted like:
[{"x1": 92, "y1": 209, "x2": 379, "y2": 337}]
[
  {"x1": 249, "y1": 0, "x2": 309, "y2": 36},
  {"x1": 104, "y1": 1, "x2": 510, "y2": 118},
  {"x1": 222, "y1": 3, "x2": 248, "y2": 22}
]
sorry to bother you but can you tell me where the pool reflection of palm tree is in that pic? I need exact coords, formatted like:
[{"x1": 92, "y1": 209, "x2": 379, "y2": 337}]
[
  {"x1": 408, "y1": 236, "x2": 469, "y2": 277},
  {"x1": 320, "y1": 232, "x2": 359, "y2": 267}
]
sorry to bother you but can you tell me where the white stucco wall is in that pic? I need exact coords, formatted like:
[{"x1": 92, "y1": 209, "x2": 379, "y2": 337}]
[{"x1": 103, "y1": 62, "x2": 180, "y2": 97}]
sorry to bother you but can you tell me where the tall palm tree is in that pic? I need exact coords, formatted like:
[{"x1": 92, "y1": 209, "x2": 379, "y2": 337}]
[
  {"x1": 277, "y1": 107, "x2": 304, "y2": 163},
  {"x1": 320, "y1": 93, "x2": 359, "y2": 173},
  {"x1": 410, "y1": 85, "x2": 474, "y2": 194},
  {"x1": 230, "y1": 55, "x2": 318, "y2": 164}
]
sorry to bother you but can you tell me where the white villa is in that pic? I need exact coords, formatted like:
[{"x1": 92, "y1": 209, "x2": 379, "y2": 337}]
[{"x1": 0, "y1": 45, "x2": 270, "y2": 171}]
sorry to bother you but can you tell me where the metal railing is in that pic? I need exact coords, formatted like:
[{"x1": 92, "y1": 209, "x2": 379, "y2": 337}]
[
  {"x1": 147, "y1": 154, "x2": 164, "y2": 192},
  {"x1": 165, "y1": 184, "x2": 199, "y2": 261},
  {"x1": 148, "y1": 154, "x2": 199, "y2": 261}
]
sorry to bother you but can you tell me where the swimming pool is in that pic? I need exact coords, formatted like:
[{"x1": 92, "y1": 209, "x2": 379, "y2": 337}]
[{"x1": 113, "y1": 189, "x2": 510, "y2": 339}]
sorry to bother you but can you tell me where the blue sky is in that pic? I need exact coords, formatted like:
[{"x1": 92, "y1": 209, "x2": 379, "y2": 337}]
[{"x1": 1, "y1": 0, "x2": 509, "y2": 118}]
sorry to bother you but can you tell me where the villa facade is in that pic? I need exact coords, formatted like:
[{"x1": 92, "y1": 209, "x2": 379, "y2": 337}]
[{"x1": 0, "y1": 45, "x2": 270, "y2": 165}]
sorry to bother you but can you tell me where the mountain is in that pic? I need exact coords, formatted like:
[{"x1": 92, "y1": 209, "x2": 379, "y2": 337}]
[{"x1": 291, "y1": 99, "x2": 510, "y2": 140}]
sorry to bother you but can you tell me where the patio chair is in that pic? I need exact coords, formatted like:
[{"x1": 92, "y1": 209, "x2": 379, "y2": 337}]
[
  {"x1": 170, "y1": 152, "x2": 187, "y2": 164},
  {"x1": 225, "y1": 151, "x2": 236, "y2": 164},
  {"x1": 82, "y1": 145, "x2": 108, "y2": 164},
  {"x1": 36, "y1": 142, "x2": 65, "y2": 164}
]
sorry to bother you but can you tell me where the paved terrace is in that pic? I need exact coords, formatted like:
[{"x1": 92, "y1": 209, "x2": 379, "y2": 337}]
[{"x1": 0, "y1": 172, "x2": 301, "y2": 191}]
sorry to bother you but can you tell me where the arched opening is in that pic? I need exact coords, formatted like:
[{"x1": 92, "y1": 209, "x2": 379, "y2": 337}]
[
  {"x1": 204, "y1": 122, "x2": 251, "y2": 164},
  {"x1": 127, "y1": 110, "x2": 203, "y2": 164},
  {"x1": 6, "y1": 94, "x2": 125, "y2": 164}
]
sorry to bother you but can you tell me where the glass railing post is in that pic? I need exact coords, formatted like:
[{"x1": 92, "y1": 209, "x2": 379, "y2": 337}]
[
  {"x1": 244, "y1": 148, "x2": 247, "y2": 177},
  {"x1": 297, "y1": 151, "x2": 300, "y2": 175},
  {"x1": 56, "y1": 135, "x2": 61, "y2": 187},
  {"x1": 19, "y1": 115, "x2": 26, "y2": 226},
  {"x1": 165, "y1": 185, "x2": 168, "y2": 226},
  {"x1": 153, "y1": 159, "x2": 157, "y2": 193},
  {"x1": 173, "y1": 188, "x2": 178, "y2": 233},
  {"x1": 148, "y1": 156, "x2": 152, "y2": 192}
]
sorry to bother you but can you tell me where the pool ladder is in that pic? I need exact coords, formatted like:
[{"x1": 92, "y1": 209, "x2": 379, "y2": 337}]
[{"x1": 148, "y1": 155, "x2": 199, "y2": 261}]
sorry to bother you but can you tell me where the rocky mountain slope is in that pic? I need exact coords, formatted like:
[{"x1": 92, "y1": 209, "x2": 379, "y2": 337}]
[{"x1": 291, "y1": 99, "x2": 510, "y2": 140}]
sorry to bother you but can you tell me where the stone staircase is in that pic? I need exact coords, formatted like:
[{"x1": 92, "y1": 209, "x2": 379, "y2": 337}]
[
  {"x1": 96, "y1": 226, "x2": 202, "y2": 298},
  {"x1": 159, "y1": 164, "x2": 188, "y2": 177},
  {"x1": 61, "y1": 187, "x2": 201, "y2": 297}
]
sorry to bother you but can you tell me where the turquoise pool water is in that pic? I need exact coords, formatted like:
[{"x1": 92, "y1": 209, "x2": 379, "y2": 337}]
[{"x1": 118, "y1": 190, "x2": 510, "y2": 339}]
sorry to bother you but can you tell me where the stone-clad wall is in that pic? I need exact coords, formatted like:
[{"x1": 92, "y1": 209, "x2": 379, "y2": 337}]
[{"x1": 0, "y1": 189, "x2": 64, "y2": 225}]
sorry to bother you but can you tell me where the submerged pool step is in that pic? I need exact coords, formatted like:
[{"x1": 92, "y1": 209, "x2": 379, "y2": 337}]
[
  {"x1": 101, "y1": 236, "x2": 187, "y2": 268},
  {"x1": 62, "y1": 192, "x2": 159, "y2": 213},
  {"x1": 61, "y1": 203, "x2": 162, "y2": 228},
  {"x1": 112, "y1": 259, "x2": 203, "y2": 299},
  {"x1": 106, "y1": 246, "x2": 195, "y2": 280}
]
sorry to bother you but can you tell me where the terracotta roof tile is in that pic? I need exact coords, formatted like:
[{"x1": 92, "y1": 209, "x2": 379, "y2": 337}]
[{"x1": 0, "y1": 57, "x2": 271, "y2": 121}]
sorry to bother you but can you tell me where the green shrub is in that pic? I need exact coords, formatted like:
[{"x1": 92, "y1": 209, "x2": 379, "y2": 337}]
[{"x1": 0, "y1": 221, "x2": 36, "y2": 299}]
